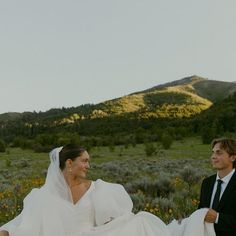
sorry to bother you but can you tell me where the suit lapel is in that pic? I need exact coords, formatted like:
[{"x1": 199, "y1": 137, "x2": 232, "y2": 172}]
[
  {"x1": 206, "y1": 175, "x2": 216, "y2": 207},
  {"x1": 218, "y1": 170, "x2": 236, "y2": 210}
]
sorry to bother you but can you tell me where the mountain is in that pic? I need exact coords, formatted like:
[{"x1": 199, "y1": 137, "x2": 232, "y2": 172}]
[
  {"x1": 1, "y1": 75, "x2": 236, "y2": 146},
  {"x1": 140, "y1": 75, "x2": 236, "y2": 102},
  {"x1": 1, "y1": 75, "x2": 236, "y2": 125},
  {"x1": 85, "y1": 75, "x2": 236, "y2": 119},
  {"x1": 0, "y1": 112, "x2": 22, "y2": 122}
]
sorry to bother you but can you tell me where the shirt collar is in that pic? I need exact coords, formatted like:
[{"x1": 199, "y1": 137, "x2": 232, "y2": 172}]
[{"x1": 216, "y1": 169, "x2": 235, "y2": 184}]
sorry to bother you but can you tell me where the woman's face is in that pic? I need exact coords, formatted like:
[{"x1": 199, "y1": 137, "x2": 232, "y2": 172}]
[{"x1": 70, "y1": 151, "x2": 90, "y2": 179}]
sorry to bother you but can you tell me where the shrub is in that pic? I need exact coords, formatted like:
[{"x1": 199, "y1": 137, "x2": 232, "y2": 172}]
[
  {"x1": 0, "y1": 139, "x2": 6, "y2": 152},
  {"x1": 144, "y1": 142, "x2": 156, "y2": 156},
  {"x1": 179, "y1": 165, "x2": 201, "y2": 192},
  {"x1": 161, "y1": 134, "x2": 173, "y2": 149},
  {"x1": 4, "y1": 158, "x2": 11, "y2": 167},
  {"x1": 156, "y1": 174, "x2": 175, "y2": 197}
]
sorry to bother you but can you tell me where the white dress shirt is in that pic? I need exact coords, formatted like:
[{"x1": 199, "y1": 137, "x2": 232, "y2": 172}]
[{"x1": 210, "y1": 168, "x2": 235, "y2": 223}]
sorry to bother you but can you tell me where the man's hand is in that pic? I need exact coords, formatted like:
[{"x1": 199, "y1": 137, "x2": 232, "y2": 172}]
[{"x1": 204, "y1": 209, "x2": 218, "y2": 223}]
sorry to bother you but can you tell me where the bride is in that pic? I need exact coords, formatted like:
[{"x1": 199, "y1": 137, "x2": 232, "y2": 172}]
[{"x1": 0, "y1": 144, "x2": 215, "y2": 236}]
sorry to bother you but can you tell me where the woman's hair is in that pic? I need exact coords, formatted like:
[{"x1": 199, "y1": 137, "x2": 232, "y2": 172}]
[
  {"x1": 59, "y1": 144, "x2": 86, "y2": 170},
  {"x1": 211, "y1": 137, "x2": 236, "y2": 168}
]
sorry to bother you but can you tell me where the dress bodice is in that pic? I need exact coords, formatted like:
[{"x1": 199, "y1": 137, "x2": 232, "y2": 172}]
[{"x1": 68, "y1": 181, "x2": 96, "y2": 235}]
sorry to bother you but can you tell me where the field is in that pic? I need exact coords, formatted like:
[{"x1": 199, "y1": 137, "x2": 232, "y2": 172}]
[{"x1": 0, "y1": 136, "x2": 214, "y2": 226}]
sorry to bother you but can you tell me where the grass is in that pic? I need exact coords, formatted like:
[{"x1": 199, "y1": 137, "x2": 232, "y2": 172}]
[{"x1": 0, "y1": 136, "x2": 214, "y2": 225}]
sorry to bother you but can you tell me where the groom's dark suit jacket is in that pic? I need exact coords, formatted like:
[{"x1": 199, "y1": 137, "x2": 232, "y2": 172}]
[{"x1": 198, "y1": 170, "x2": 236, "y2": 236}]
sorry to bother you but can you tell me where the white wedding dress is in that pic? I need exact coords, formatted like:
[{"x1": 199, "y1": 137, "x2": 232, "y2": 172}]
[
  {"x1": 0, "y1": 179, "x2": 170, "y2": 236},
  {"x1": 0, "y1": 147, "x2": 216, "y2": 236}
]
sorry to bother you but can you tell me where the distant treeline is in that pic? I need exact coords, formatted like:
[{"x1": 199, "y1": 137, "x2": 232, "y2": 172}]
[{"x1": 0, "y1": 92, "x2": 236, "y2": 152}]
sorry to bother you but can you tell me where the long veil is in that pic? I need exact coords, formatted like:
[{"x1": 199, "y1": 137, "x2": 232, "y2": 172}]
[
  {"x1": 0, "y1": 147, "x2": 74, "y2": 236},
  {"x1": 44, "y1": 147, "x2": 73, "y2": 203}
]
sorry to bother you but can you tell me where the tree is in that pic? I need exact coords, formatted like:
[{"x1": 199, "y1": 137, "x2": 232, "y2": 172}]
[
  {"x1": 0, "y1": 138, "x2": 6, "y2": 152},
  {"x1": 201, "y1": 126, "x2": 214, "y2": 144}
]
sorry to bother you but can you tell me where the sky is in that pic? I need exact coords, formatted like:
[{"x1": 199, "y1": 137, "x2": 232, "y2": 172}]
[{"x1": 1, "y1": 0, "x2": 236, "y2": 114}]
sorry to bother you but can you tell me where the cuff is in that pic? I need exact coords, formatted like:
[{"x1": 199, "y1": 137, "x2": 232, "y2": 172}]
[{"x1": 215, "y1": 213, "x2": 219, "y2": 224}]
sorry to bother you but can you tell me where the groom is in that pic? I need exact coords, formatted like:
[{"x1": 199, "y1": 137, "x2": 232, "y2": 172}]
[{"x1": 198, "y1": 138, "x2": 236, "y2": 236}]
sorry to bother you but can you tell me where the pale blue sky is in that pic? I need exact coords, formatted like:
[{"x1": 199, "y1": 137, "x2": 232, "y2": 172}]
[{"x1": 1, "y1": 0, "x2": 236, "y2": 114}]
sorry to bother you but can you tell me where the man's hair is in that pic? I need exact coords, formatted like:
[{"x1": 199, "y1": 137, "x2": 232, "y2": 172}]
[{"x1": 211, "y1": 138, "x2": 236, "y2": 168}]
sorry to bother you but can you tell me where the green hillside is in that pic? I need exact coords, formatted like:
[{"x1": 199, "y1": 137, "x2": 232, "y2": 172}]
[
  {"x1": 193, "y1": 80, "x2": 236, "y2": 102},
  {"x1": 77, "y1": 75, "x2": 236, "y2": 120},
  {"x1": 1, "y1": 75, "x2": 236, "y2": 145},
  {"x1": 1, "y1": 76, "x2": 236, "y2": 123},
  {"x1": 191, "y1": 91, "x2": 236, "y2": 143},
  {"x1": 0, "y1": 112, "x2": 22, "y2": 122}
]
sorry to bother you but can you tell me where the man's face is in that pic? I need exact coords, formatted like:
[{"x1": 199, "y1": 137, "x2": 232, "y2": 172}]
[{"x1": 211, "y1": 142, "x2": 234, "y2": 172}]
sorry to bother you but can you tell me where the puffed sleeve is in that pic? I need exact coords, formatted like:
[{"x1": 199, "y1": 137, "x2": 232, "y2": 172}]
[{"x1": 92, "y1": 179, "x2": 133, "y2": 226}]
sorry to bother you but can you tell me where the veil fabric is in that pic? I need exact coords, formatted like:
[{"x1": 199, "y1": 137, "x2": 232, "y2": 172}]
[
  {"x1": 0, "y1": 147, "x2": 76, "y2": 236},
  {"x1": 44, "y1": 146, "x2": 73, "y2": 203}
]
